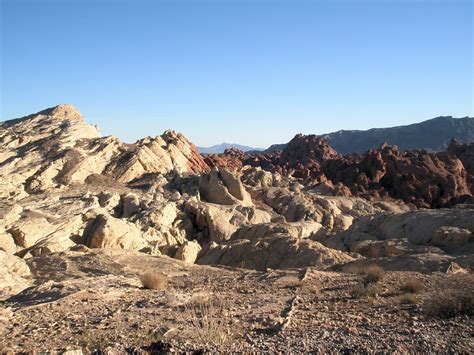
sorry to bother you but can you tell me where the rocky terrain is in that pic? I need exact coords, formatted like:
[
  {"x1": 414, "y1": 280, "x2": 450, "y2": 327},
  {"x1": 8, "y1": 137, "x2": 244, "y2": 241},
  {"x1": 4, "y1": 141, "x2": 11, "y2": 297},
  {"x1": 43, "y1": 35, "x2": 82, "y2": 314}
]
[
  {"x1": 1, "y1": 105, "x2": 473, "y2": 352},
  {"x1": 208, "y1": 134, "x2": 474, "y2": 208}
]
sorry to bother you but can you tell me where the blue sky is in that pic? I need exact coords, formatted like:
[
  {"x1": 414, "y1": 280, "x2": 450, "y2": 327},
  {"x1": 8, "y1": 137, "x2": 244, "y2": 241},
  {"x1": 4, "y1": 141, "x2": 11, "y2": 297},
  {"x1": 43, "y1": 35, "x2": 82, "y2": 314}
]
[{"x1": 1, "y1": 0, "x2": 472, "y2": 147}]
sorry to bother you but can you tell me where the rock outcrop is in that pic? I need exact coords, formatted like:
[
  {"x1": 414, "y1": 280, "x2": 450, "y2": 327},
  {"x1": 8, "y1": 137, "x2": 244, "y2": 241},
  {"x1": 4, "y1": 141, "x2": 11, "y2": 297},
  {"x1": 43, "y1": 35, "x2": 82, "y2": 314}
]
[
  {"x1": 209, "y1": 135, "x2": 474, "y2": 208},
  {"x1": 1, "y1": 104, "x2": 473, "y2": 281},
  {"x1": 0, "y1": 105, "x2": 209, "y2": 200},
  {"x1": 175, "y1": 240, "x2": 201, "y2": 263},
  {"x1": 85, "y1": 214, "x2": 147, "y2": 251},
  {"x1": 316, "y1": 206, "x2": 474, "y2": 258},
  {"x1": 199, "y1": 168, "x2": 252, "y2": 206},
  {"x1": 0, "y1": 251, "x2": 31, "y2": 300},
  {"x1": 198, "y1": 223, "x2": 354, "y2": 271}
]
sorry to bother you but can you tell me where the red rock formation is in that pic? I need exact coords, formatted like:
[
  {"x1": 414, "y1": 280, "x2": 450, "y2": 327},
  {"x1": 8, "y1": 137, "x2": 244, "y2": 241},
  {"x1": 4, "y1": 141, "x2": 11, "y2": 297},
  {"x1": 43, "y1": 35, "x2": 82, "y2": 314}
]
[
  {"x1": 207, "y1": 134, "x2": 474, "y2": 208},
  {"x1": 323, "y1": 145, "x2": 472, "y2": 208},
  {"x1": 280, "y1": 134, "x2": 339, "y2": 168},
  {"x1": 204, "y1": 148, "x2": 245, "y2": 171},
  {"x1": 447, "y1": 139, "x2": 474, "y2": 174}
]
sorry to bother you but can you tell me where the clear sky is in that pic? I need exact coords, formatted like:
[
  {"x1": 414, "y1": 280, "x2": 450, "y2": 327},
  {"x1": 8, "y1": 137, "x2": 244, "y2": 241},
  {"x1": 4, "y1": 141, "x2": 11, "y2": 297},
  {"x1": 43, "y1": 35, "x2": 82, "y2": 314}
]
[{"x1": 1, "y1": 0, "x2": 472, "y2": 147}]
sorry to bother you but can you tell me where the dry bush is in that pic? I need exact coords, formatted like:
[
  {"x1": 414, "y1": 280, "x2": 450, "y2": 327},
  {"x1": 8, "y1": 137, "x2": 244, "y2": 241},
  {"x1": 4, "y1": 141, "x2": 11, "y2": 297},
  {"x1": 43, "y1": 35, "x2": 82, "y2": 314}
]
[
  {"x1": 278, "y1": 278, "x2": 320, "y2": 294},
  {"x1": 397, "y1": 294, "x2": 420, "y2": 305},
  {"x1": 347, "y1": 264, "x2": 385, "y2": 284},
  {"x1": 350, "y1": 284, "x2": 378, "y2": 299},
  {"x1": 361, "y1": 265, "x2": 384, "y2": 285},
  {"x1": 181, "y1": 294, "x2": 238, "y2": 348},
  {"x1": 399, "y1": 279, "x2": 423, "y2": 294},
  {"x1": 139, "y1": 272, "x2": 168, "y2": 290},
  {"x1": 424, "y1": 290, "x2": 474, "y2": 319},
  {"x1": 424, "y1": 273, "x2": 474, "y2": 319},
  {"x1": 77, "y1": 329, "x2": 115, "y2": 351}
]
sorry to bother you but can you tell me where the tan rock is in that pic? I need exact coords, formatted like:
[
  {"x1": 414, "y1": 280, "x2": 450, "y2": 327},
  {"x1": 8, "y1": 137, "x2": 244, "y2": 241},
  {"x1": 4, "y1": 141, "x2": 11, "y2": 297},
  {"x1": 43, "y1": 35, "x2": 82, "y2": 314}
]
[
  {"x1": 198, "y1": 227, "x2": 353, "y2": 271},
  {"x1": 105, "y1": 131, "x2": 209, "y2": 183},
  {"x1": 200, "y1": 168, "x2": 252, "y2": 206},
  {"x1": 8, "y1": 218, "x2": 57, "y2": 248},
  {"x1": 122, "y1": 193, "x2": 141, "y2": 218},
  {"x1": 186, "y1": 200, "x2": 271, "y2": 243},
  {"x1": 85, "y1": 214, "x2": 146, "y2": 250},
  {"x1": 98, "y1": 191, "x2": 121, "y2": 211},
  {"x1": 319, "y1": 207, "x2": 474, "y2": 256},
  {"x1": 0, "y1": 232, "x2": 18, "y2": 254},
  {"x1": 0, "y1": 250, "x2": 31, "y2": 299},
  {"x1": 175, "y1": 240, "x2": 202, "y2": 263},
  {"x1": 350, "y1": 239, "x2": 442, "y2": 258}
]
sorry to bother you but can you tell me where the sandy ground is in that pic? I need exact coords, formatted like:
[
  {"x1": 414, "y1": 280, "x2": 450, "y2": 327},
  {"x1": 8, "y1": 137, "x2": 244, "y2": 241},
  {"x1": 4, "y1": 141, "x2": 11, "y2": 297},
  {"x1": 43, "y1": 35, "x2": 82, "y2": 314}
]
[{"x1": 1, "y1": 249, "x2": 473, "y2": 353}]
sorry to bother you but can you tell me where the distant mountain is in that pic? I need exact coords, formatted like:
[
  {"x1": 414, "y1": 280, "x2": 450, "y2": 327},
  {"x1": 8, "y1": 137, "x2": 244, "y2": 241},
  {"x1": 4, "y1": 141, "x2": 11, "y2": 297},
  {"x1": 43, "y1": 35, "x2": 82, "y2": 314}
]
[
  {"x1": 198, "y1": 143, "x2": 264, "y2": 154},
  {"x1": 263, "y1": 116, "x2": 474, "y2": 155},
  {"x1": 323, "y1": 116, "x2": 474, "y2": 154}
]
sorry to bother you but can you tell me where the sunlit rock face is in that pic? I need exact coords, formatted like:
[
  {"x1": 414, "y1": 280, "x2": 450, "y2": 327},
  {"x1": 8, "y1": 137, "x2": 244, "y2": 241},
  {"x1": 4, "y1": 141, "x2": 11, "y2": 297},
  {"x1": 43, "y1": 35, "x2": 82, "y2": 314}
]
[{"x1": 0, "y1": 104, "x2": 473, "y2": 291}]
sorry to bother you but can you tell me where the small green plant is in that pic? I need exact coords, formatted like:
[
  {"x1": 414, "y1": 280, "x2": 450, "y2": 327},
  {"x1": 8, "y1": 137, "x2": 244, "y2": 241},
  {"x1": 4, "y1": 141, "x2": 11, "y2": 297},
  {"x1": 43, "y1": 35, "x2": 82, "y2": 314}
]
[
  {"x1": 139, "y1": 272, "x2": 168, "y2": 290},
  {"x1": 399, "y1": 279, "x2": 423, "y2": 294}
]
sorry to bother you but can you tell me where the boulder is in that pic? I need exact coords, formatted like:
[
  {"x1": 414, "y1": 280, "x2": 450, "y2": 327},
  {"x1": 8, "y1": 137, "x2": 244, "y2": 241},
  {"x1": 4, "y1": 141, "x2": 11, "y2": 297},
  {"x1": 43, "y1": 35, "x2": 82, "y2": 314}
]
[
  {"x1": 0, "y1": 251, "x2": 31, "y2": 299},
  {"x1": 0, "y1": 232, "x2": 17, "y2": 254},
  {"x1": 121, "y1": 193, "x2": 141, "y2": 218},
  {"x1": 186, "y1": 200, "x2": 271, "y2": 242},
  {"x1": 199, "y1": 168, "x2": 252, "y2": 206},
  {"x1": 7, "y1": 218, "x2": 58, "y2": 248},
  {"x1": 85, "y1": 214, "x2": 146, "y2": 250},
  {"x1": 175, "y1": 240, "x2": 202, "y2": 263},
  {"x1": 98, "y1": 192, "x2": 121, "y2": 212}
]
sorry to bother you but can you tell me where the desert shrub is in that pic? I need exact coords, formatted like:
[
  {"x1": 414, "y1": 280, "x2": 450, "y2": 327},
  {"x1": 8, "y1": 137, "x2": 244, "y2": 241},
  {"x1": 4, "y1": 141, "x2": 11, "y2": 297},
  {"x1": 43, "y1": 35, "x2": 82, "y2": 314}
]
[
  {"x1": 424, "y1": 290, "x2": 474, "y2": 319},
  {"x1": 399, "y1": 279, "x2": 423, "y2": 294},
  {"x1": 347, "y1": 264, "x2": 384, "y2": 283},
  {"x1": 362, "y1": 265, "x2": 384, "y2": 284},
  {"x1": 77, "y1": 329, "x2": 115, "y2": 350},
  {"x1": 181, "y1": 294, "x2": 238, "y2": 348},
  {"x1": 139, "y1": 272, "x2": 168, "y2": 290},
  {"x1": 350, "y1": 284, "x2": 378, "y2": 299},
  {"x1": 397, "y1": 294, "x2": 420, "y2": 305}
]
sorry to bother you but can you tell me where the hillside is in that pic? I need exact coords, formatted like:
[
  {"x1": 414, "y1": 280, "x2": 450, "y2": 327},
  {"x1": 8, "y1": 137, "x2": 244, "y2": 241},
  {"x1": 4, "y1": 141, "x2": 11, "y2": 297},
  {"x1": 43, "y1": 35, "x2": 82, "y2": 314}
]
[
  {"x1": 323, "y1": 116, "x2": 474, "y2": 154},
  {"x1": 263, "y1": 116, "x2": 474, "y2": 154}
]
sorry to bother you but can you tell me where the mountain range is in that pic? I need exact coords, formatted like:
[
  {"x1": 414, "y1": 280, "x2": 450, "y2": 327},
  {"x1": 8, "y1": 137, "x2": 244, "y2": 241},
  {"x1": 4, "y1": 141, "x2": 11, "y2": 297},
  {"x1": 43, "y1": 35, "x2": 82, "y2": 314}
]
[
  {"x1": 200, "y1": 116, "x2": 474, "y2": 155},
  {"x1": 321, "y1": 116, "x2": 474, "y2": 154},
  {"x1": 197, "y1": 143, "x2": 264, "y2": 154}
]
